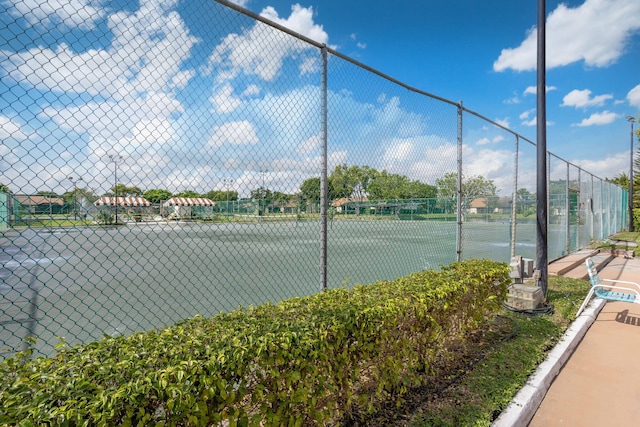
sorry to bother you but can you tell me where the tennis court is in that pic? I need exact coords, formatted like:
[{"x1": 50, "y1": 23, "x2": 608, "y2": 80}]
[{"x1": 1, "y1": 218, "x2": 557, "y2": 357}]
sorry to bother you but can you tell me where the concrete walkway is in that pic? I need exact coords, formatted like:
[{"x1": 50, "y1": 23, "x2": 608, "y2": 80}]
[{"x1": 494, "y1": 253, "x2": 640, "y2": 427}]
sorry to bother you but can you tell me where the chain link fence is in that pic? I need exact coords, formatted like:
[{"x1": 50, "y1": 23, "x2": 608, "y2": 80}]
[{"x1": 0, "y1": 0, "x2": 628, "y2": 358}]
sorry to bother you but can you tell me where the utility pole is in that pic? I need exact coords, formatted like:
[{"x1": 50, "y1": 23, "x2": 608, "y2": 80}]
[
  {"x1": 67, "y1": 176, "x2": 83, "y2": 220},
  {"x1": 109, "y1": 154, "x2": 124, "y2": 224},
  {"x1": 627, "y1": 116, "x2": 635, "y2": 232},
  {"x1": 536, "y1": 0, "x2": 548, "y2": 298}
]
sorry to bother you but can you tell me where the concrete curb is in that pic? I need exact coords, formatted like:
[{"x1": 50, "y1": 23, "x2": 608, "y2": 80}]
[{"x1": 492, "y1": 298, "x2": 606, "y2": 427}]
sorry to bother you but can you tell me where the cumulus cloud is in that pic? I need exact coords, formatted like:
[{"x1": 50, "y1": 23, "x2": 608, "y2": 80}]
[
  {"x1": 3, "y1": 0, "x2": 197, "y2": 146},
  {"x1": 628, "y1": 84, "x2": 640, "y2": 109},
  {"x1": 211, "y1": 84, "x2": 243, "y2": 113},
  {"x1": 572, "y1": 152, "x2": 629, "y2": 180},
  {"x1": 4, "y1": 0, "x2": 104, "y2": 30},
  {"x1": 297, "y1": 134, "x2": 321, "y2": 155},
  {"x1": 382, "y1": 139, "x2": 415, "y2": 163},
  {"x1": 574, "y1": 111, "x2": 618, "y2": 127},
  {"x1": 229, "y1": 0, "x2": 249, "y2": 7},
  {"x1": 131, "y1": 119, "x2": 174, "y2": 144},
  {"x1": 207, "y1": 4, "x2": 328, "y2": 82},
  {"x1": 476, "y1": 135, "x2": 504, "y2": 146},
  {"x1": 524, "y1": 85, "x2": 557, "y2": 95},
  {"x1": 561, "y1": 89, "x2": 613, "y2": 108},
  {"x1": 207, "y1": 121, "x2": 259, "y2": 147},
  {"x1": 494, "y1": 0, "x2": 640, "y2": 72},
  {"x1": 0, "y1": 116, "x2": 29, "y2": 140},
  {"x1": 495, "y1": 118, "x2": 510, "y2": 129},
  {"x1": 504, "y1": 92, "x2": 521, "y2": 105}
]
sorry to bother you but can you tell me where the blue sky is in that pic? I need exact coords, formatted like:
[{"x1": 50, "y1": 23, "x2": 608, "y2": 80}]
[
  {"x1": 240, "y1": 0, "x2": 640, "y2": 172},
  {"x1": 1, "y1": 0, "x2": 639, "y2": 197}
]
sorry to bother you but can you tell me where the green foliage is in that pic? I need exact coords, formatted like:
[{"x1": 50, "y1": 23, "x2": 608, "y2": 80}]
[
  {"x1": 202, "y1": 190, "x2": 238, "y2": 202},
  {"x1": 436, "y1": 172, "x2": 497, "y2": 201},
  {"x1": 300, "y1": 165, "x2": 437, "y2": 203},
  {"x1": 414, "y1": 275, "x2": 590, "y2": 427},
  {"x1": 96, "y1": 211, "x2": 115, "y2": 225},
  {"x1": 143, "y1": 188, "x2": 173, "y2": 203},
  {"x1": 299, "y1": 176, "x2": 323, "y2": 202},
  {"x1": 608, "y1": 172, "x2": 629, "y2": 189},
  {"x1": 0, "y1": 259, "x2": 509, "y2": 426},
  {"x1": 106, "y1": 183, "x2": 143, "y2": 197},
  {"x1": 174, "y1": 190, "x2": 200, "y2": 198}
]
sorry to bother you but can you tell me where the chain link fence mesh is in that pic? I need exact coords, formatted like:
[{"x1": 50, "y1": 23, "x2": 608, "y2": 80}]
[{"x1": 0, "y1": 0, "x2": 629, "y2": 358}]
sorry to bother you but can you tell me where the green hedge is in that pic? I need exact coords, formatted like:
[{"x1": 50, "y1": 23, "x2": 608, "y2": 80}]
[{"x1": 0, "y1": 259, "x2": 509, "y2": 426}]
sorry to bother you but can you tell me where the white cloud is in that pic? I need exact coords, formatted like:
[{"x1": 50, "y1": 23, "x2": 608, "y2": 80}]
[
  {"x1": 242, "y1": 85, "x2": 261, "y2": 97},
  {"x1": 628, "y1": 84, "x2": 640, "y2": 109},
  {"x1": 572, "y1": 152, "x2": 629, "y2": 180},
  {"x1": 0, "y1": 116, "x2": 29, "y2": 140},
  {"x1": 519, "y1": 109, "x2": 534, "y2": 120},
  {"x1": 131, "y1": 119, "x2": 173, "y2": 144},
  {"x1": 207, "y1": 121, "x2": 259, "y2": 147},
  {"x1": 465, "y1": 147, "x2": 514, "y2": 193},
  {"x1": 495, "y1": 118, "x2": 510, "y2": 129},
  {"x1": 382, "y1": 139, "x2": 414, "y2": 162},
  {"x1": 1, "y1": 1, "x2": 197, "y2": 98},
  {"x1": 208, "y1": 4, "x2": 328, "y2": 82},
  {"x1": 504, "y1": 92, "x2": 521, "y2": 104},
  {"x1": 297, "y1": 134, "x2": 321, "y2": 155},
  {"x1": 524, "y1": 85, "x2": 557, "y2": 95},
  {"x1": 561, "y1": 89, "x2": 613, "y2": 108},
  {"x1": 211, "y1": 84, "x2": 243, "y2": 113},
  {"x1": 299, "y1": 57, "x2": 319, "y2": 76},
  {"x1": 476, "y1": 136, "x2": 505, "y2": 146},
  {"x1": 5, "y1": 0, "x2": 104, "y2": 30},
  {"x1": 574, "y1": 111, "x2": 618, "y2": 127},
  {"x1": 494, "y1": 0, "x2": 640, "y2": 72},
  {"x1": 261, "y1": 5, "x2": 328, "y2": 44},
  {"x1": 42, "y1": 91, "x2": 185, "y2": 141}
]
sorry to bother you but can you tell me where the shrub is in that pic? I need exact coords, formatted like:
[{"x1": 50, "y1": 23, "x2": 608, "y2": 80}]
[
  {"x1": 96, "y1": 211, "x2": 114, "y2": 225},
  {"x1": 0, "y1": 259, "x2": 509, "y2": 426}
]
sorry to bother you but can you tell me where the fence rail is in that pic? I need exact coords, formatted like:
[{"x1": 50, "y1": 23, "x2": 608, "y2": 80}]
[{"x1": 0, "y1": 0, "x2": 627, "y2": 358}]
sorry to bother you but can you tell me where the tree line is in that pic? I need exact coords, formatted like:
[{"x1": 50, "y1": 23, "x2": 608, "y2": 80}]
[{"x1": 1, "y1": 164, "x2": 499, "y2": 207}]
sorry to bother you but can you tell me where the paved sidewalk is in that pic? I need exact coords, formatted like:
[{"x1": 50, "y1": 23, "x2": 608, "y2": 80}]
[
  {"x1": 494, "y1": 256, "x2": 640, "y2": 427},
  {"x1": 528, "y1": 300, "x2": 640, "y2": 426}
]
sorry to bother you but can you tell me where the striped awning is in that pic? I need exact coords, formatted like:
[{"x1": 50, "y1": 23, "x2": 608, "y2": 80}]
[
  {"x1": 163, "y1": 197, "x2": 215, "y2": 207},
  {"x1": 94, "y1": 197, "x2": 151, "y2": 207}
]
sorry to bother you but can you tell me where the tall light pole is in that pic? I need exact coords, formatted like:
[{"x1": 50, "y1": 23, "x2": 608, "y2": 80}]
[
  {"x1": 628, "y1": 116, "x2": 636, "y2": 232},
  {"x1": 223, "y1": 178, "x2": 234, "y2": 215},
  {"x1": 109, "y1": 154, "x2": 124, "y2": 224},
  {"x1": 536, "y1": 0, "x2": 548, "y2": 298},
  {"x1": 67, "y1": 176, "x2": 83, "y2": 220}
]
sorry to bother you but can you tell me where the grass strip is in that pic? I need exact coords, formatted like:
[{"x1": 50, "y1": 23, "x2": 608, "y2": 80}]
[{"x1": 354, "y1": 275, "x2": 591, "y2": 426}]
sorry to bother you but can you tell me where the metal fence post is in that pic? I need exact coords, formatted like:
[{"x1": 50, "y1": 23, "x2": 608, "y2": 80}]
[
  {"x1": 511, "y1": 135, "x2": 519, "y2": 258},
  {"x1": 320, "y1": 45, "x2": 328, "y2": 292},
  {"x1": 456, "y1": 102, "x2": 463, "y2": 262},
  {"x1": 565, "y1": 162, "x2": 570, "y2": 255},
  {"x1": 576, "y1": 168, "x2": 581, "y2": 249},
  {"x1": 589, "y1": 174, "x2": 595, "y2": 240}
]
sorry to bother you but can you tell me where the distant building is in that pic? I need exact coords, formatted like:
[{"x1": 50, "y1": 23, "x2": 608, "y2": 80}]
[
  {"x1": 162, "y1": 197, "x2": 215, "y2": 218},
  {"x1": 16, "y1": 194, "x2": 65, "y2": 215}
]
